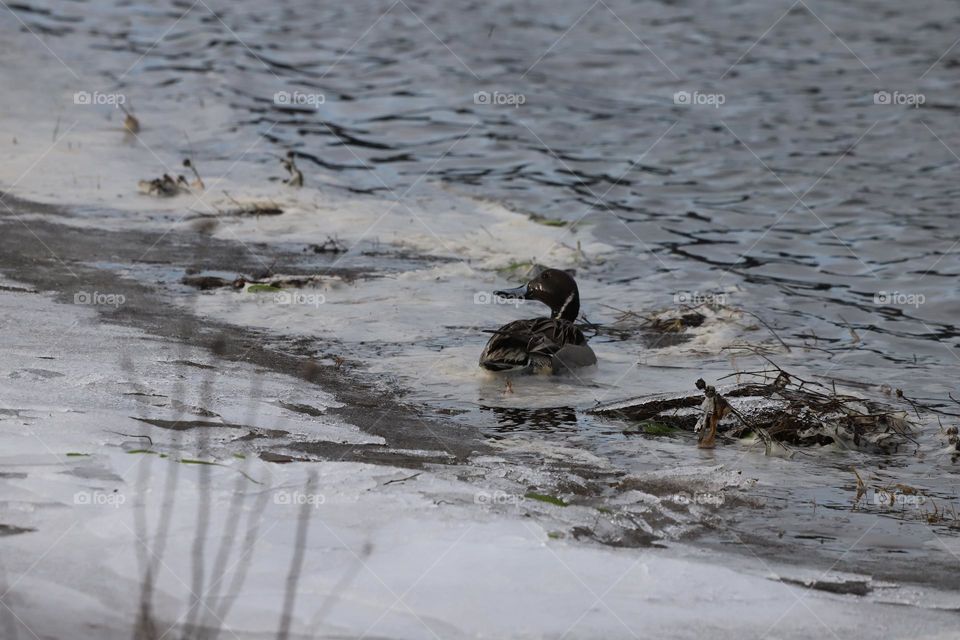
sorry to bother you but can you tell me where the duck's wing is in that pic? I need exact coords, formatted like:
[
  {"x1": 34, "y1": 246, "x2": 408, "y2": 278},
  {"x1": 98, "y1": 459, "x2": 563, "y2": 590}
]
[
  {"x1": 479, "y1": 318, "x2": 546, "y2": 371},
  {"x1": 479, "y1": 318, "x2": 590, "y2": 372}
]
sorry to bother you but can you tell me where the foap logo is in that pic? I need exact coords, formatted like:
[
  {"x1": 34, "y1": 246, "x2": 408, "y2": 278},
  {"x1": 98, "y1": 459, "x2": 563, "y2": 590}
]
[
  {"x1": 674, "y1": 291, "x2": 726, "y2": 306},
  {"x1": 474, "y1": 490, "x2": 525, "y2": 506},
  {"x1": 74, "y1": 490, "x2": 126, "y2": 508},
  {"x1": 274, "y1": 90, "x2": 326, "y2": 109},
  {"x1": 74, "y1": 291, "x2": 126, "y2": 307},
  {"x1": 273, "y1": 490, "x2": 325, "y2": 507},
  {"x1": 874, "y1": 290, "x2": 924, "y2": 308},
  {"x1": 674, "y1": 90, "x2": 725, "y2": 108},
  {"x1": 473, "y1": 90, "x2": 526, "y2": 107},
  {"x1": 869, "y1": 488, "x2": 925, "y2": 508},
  {"x1": 474, "y1": 291, "x2": 523, "y2": 308},
  {"x1": 873, "y1": 90, "x2": 925, "y2": 108},
  {"x1": 275, "y1": 291, "x2": 326, "y2": 308},
  {"x1": 73, "y1": 90, "x2": 126, "y2": 108},
  {"x1": 670, "y1": 491, "x2": 725, "y2": 506}
]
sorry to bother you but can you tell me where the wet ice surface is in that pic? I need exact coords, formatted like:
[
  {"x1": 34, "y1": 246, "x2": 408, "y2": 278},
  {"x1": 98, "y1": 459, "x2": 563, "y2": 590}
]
[
  {"x1": 2, "y1": 0, "x2": 960, "y2": 637},
  {"x1": 2, "y1": 280, "x2": 959, "y2": 640}
]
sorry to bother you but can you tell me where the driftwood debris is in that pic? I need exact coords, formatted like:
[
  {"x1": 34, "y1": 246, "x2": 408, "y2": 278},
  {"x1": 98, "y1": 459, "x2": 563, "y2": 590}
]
[
  {"x1": 694, "y1": 378, "x2": 731, "y2": 449},
  {"x1": 138, "y1": 173, "x2": 190, "y2": 197},
  {"x1": 181, "y1": 275, "x2": 246, "y2": 291},
  {"x1": 308, "y1": 236, "x2": 347, "y2": 254},
  {"x1": 181, "y1": 273, "x2": 332, "y2": 292},
  {"x1": 592, "y1": 365, "x2": 917, "y2": 455},
  {"x1": 184, "y1": 194, "x2": 284, "y2": 221},
  {"x1": 137, "y1": 158, "x2": 206, "y2": 197},
  {"x1": 592, "y1": 304, "x2": 706, "y2": 342}
]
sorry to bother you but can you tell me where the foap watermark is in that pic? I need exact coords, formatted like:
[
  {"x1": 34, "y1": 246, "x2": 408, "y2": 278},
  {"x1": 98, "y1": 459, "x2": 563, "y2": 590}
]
[
  {"x1": 874, "y1": 290, "x2": 924, "y2": 308},
  {"x1": 669, "y1": 491, "x2": 725, "y2": 506},
  {"x1": 74, "y1": 490, "x2": 126, "y2": 508},
  {"x1": 275, "y1": 291, "x2": 326, "y2": 308},
  {"x1": 869, "y1": 488, "x2": 926, "y2": 508},
  {"x1": 274, "y1": 90, "x2": 326, "y2": 109},
  {"x1": 74, "y1": 291, "x2": 126, "y2": 307},
  {"x1": 674, "y1": 291, "x2": 726, "y2": 306},
  {"x1": 474, "y1": 490, "x2": 526, "y2": 507},
  {"x1": 73, "y1": 90, "x2": 126, "y2": 108},
  {"x1": 674, "y1": 90, "x2": 725, "y2": 108},
  {"x1": 273, "y1": 490, "x2": 326, "y2": 508},
  {"x1": 474, "y1": 90, "x2": 526, "y2": 107},
  {"x1": 474, "y1": 291, "x2": 523, "y2": 308},
  {"x1": 873, "y1": 90, "x2": 925, "y2": 108}
]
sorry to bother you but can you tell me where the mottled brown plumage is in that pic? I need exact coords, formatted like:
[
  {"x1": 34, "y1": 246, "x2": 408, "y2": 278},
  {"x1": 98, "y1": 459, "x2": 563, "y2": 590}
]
[{"x1": 479, "y1": 269, "x2": 596, "y2": 373}]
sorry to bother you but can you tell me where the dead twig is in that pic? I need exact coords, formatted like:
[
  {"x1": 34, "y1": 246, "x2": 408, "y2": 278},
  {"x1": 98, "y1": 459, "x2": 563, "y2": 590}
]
[{"x1": 739, "y1": 309, "x2": 792, "y2": 352}]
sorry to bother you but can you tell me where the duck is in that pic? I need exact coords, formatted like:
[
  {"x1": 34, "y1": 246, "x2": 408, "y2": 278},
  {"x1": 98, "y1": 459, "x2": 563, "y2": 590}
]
[{"x1": 479, "y1": 268, "x2": 597, "y2": 374}]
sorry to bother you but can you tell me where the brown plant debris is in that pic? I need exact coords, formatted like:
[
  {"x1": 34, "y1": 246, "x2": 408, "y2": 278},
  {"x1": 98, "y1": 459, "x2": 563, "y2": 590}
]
[
  {"x1": 185, "y1": 196, "x2": 285, "y2": 220},
  {"x1": 137, "y1": 158, "x2": 207, "y2": 198},
  {"x1": 181, "y1": 275, "x2": 246, "y2": 290},
  {"x1": 120, "y1": 104, "x2": 140, "y2": 134},
  {"x1": 776, "y1": 575, "x2": 873, "y2": 596},
  {"x1": 592, "y1": 362, "x2": 917, "y2": 455},
  {"x1": 181, "y1": 272, "x2": 336, "y2": 292},
  {"x1": 309, "y1": 236, "x2": 347, "y2": 253},
  {"x1": 282, "y1": 151, "x2": 304, "y2": 187},
  {"x1": 694, "y1": 378, "x2": 731, "y2": 449},
  {"x1": 183, "y1": 158, "x2": 205, "y2": 191},
  {"x1": 138, "y1": 173, "x2": 190, "y2": 197},
  {"x1": 593, "y1": 304, "x2": 706, "y2": 340}
]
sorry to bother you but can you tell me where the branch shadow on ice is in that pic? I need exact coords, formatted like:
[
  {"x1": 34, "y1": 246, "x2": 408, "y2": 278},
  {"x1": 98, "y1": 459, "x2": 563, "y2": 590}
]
[{"x1": 121, "y1": 325, "x2": 368, "y2": 639}]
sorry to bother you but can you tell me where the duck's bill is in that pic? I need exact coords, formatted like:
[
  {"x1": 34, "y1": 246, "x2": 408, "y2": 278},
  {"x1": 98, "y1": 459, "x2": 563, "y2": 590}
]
[{"x1": 494, "y1": 284, "x2": 529, "y2": 300}]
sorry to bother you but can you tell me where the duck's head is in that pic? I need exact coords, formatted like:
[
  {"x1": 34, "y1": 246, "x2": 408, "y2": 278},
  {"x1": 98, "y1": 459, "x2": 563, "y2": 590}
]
[{"x1": 495, "y1": 268, "x2": 581, "y2": 321}]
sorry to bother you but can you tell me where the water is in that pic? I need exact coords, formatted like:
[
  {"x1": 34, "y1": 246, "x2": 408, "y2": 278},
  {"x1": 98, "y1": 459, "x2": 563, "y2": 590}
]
[
  {"x1": 15, "y1": 0, "x2": 959, "y2": 372},
  {"x1": 3, "y1": 0, "x2": 960, "y2": 583}
]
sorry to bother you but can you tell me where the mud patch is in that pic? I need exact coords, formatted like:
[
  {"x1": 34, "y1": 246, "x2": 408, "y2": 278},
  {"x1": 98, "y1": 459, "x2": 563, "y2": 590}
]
[{"x1": 0, "y1": 524, "x2": 35, "y2": 537}]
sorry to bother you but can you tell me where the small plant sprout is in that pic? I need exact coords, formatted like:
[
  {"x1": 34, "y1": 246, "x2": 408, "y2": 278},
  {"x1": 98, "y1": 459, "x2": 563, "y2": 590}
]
[
  {"x1": 183, "y1": 158, "x2": 205, "y2": 190},
  {"x1": 120, "y1": 104, "x2": 140, "y2": 134}
]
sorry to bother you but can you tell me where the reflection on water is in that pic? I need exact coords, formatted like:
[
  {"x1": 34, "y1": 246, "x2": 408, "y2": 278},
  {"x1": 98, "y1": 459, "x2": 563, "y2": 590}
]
[{"x1": 480, "y1": 405, "x2": 579, "y2": 437}]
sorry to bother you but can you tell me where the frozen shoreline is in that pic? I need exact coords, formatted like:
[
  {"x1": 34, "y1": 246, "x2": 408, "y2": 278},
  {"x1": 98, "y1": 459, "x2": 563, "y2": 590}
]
[
  {"x1": 2, "y1": 275, "x2": 959, "y2": 640},
  {"x1": 0, "y1": 185, "x2": 958, "y2": 637}
]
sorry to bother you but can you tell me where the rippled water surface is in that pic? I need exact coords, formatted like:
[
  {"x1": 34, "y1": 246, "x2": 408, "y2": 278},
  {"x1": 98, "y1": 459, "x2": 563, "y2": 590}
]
[
  {"x1": 5, "y1": 0, "x2": 960, "y2": 576},
  {"x1": 13, "y1": 0, "x2": 960, "y2": 358}
]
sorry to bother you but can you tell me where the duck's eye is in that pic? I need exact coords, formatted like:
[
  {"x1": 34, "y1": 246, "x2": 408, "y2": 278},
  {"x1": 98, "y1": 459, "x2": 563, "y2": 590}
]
[{"x1": 541, "y1": 272, "x2": 551, "y2": 280}]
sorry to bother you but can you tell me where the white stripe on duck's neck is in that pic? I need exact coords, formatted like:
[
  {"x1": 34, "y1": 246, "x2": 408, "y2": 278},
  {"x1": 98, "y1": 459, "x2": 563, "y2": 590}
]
[{"x1": 554, "y1": 291, "x2": 577, "y2": 321}]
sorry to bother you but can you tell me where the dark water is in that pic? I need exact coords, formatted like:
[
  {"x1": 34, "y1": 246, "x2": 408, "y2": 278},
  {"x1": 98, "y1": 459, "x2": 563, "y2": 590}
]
[
  {"x1": 14, "y1": 0, "x2": 960, "y2": 378},
  {"x1": 7, "y1": 0, "x2": 960, "y2": 581}
]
